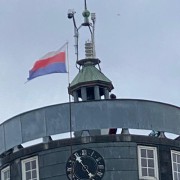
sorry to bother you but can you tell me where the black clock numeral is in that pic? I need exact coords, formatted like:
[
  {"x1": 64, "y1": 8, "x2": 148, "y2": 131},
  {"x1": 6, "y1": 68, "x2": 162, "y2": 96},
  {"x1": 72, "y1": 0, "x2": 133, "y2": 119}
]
[
  {"x1": 74, "y1": 152, "x2": 79, "y2": 156},
  {"x1": 74, "y1": 152, "x2": 80, "y2": 158},
  {"x1": 98, "y1": 164, "x2": 105, "y2": 170},
  {"x1": 96, "y1": 157, "x2": 102, "y2": 162},
  {"x1": 91, "y1": 150, "x2": 95, "y2": 156},
  {"x1": 97, "y1": 171, "x2": 103, "y2": 177},
  {"x1": 67, "y1": 167, "x2": 72, "y2": 172},
  {"x1": 82, "y1": 149, "x2": 87, "y2": 156}
]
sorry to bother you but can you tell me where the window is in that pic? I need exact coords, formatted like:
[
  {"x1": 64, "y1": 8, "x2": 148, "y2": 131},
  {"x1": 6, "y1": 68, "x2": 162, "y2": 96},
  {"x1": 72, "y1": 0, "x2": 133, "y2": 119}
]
[
  {"x1": 22, "y1": 156, "x2": 39, "y2": 180},
  {"x1": 138, "y1": 146, "x2": 159, "y2": 180},
  {"x1": 1, "y1": 166, "x2": 10, "y2": 180},
  {"x1": 171, "y1": 150, "x2": 180, "y2": 180}
]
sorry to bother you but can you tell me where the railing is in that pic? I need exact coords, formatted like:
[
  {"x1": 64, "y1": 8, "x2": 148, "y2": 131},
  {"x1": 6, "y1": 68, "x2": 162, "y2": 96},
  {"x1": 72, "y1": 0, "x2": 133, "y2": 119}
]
[{"x1": 0, "y1": 99, "x2": 179, "y2": 155}]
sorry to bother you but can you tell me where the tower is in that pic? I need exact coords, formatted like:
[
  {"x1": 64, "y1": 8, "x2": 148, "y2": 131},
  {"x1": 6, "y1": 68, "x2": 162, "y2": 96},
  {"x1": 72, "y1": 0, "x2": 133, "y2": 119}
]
[{"x1": 0, "y1": 1, "x2": 179, "y2": 180}]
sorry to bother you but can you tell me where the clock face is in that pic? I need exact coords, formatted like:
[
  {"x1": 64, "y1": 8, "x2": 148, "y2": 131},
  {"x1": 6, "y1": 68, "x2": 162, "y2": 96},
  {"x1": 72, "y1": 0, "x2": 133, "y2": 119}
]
[{"x1": 66, "y1": 148, "x2": 105, "y2": 180}]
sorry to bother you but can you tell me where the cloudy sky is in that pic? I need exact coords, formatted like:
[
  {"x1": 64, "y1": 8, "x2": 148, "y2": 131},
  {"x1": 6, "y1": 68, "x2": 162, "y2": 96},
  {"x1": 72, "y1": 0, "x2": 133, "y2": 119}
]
[{"x1": 0, "y1": 0, "x2": 179, "y2": 123}]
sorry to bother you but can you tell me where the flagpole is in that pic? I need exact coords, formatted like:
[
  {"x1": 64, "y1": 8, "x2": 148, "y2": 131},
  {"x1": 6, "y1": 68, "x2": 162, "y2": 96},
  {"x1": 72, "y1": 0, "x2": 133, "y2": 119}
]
[
  {"x1": 66, "y1": 42, "x2": 74, "y2": 178},
  {"x1": 66, "y1": 41, "x2": 70, "y2": 85},
  {"x1": 66, "y1": 41, "x2": 72, "y2": 132}
]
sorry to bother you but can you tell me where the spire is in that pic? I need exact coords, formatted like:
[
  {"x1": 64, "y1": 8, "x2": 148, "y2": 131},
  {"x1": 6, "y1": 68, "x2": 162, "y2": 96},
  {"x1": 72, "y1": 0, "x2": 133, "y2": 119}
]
[{"x1": 68, "y1": 1, "x2": 114, "y2": 102}]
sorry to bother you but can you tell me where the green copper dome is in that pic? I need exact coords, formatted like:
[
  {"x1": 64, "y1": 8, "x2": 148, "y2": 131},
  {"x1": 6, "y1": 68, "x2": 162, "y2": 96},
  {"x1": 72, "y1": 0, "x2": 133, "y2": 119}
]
[{"x1": 69, "y1": 62, "x2": 113, "y2": 93}]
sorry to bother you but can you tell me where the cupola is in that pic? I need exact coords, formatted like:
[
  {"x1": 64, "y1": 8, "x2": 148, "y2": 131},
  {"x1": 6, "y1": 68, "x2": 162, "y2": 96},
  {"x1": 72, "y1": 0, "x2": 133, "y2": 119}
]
[
  {"x1": 68, "y1": 0, "x2": 114, "y2": 102},
  {"x1": 69, "y1": 42, "x2": 113, "y2": 102}
]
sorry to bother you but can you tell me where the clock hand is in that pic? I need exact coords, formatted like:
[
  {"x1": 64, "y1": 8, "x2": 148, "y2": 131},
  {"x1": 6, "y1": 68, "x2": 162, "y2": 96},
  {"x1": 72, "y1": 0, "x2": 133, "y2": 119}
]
[
  {"x1": 88, "y1": 172, "x2": 94, "y2": 178},
  {"x1": 74, "y1": 153, "x2": 82, "y2": 163},
  {"x1": 74, "y1": 154, "x2": 94, "y2": 178},
  {"x1": 79, "y1": 161, "x2": 94, "y2": 178}
]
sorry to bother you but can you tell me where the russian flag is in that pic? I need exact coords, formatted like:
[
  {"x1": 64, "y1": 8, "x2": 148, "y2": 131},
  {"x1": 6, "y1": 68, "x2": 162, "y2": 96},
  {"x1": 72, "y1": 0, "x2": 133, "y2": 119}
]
[{"x1": 28, "y1": 48, "x2": 67, "y2": 80}]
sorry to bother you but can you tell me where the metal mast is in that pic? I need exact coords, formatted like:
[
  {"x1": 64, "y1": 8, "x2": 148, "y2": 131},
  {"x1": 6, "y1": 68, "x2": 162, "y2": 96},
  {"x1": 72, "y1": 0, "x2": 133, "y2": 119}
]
[{"x1": 67, "y1": 0, "x2": 97, "y2": 70}]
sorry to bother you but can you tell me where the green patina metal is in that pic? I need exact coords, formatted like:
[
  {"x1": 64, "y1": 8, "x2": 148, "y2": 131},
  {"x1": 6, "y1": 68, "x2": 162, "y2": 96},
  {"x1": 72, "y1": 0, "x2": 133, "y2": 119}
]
[{"x1": 69, "y1": 62, "x2": 113, "y2": 92}]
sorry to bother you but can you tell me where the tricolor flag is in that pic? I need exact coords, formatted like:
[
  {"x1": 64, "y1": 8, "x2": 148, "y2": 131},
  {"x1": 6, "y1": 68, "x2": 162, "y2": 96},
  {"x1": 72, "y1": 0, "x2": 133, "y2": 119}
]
[{"x1": 28, "y1": 45, "x2": 67, "y2": 80}]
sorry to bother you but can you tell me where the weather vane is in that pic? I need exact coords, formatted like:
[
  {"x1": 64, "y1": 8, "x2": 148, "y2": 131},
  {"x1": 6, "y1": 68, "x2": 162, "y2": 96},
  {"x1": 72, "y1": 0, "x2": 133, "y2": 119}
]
[{"x1": 67, "y1": 0, "x2": 96, "y2": 70}]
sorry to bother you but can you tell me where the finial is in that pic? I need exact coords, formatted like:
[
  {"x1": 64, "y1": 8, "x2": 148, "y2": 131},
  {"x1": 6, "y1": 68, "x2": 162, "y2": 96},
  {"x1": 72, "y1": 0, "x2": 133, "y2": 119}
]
[{"x1": 82, "y1": 0, "x2": 90, "y2": 26}]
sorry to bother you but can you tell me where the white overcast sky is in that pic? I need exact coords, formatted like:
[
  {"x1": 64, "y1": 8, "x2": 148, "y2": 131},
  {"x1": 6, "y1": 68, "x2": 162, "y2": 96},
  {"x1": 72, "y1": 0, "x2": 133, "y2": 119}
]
[{"x1": 0, "y1": 0, "x2": 179, "y2": 123}]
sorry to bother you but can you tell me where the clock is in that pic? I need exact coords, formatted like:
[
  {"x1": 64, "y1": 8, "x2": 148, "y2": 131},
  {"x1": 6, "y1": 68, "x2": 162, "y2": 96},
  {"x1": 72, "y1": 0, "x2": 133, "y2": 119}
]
[{"x1": 66, "y1": 148, "x2": 105, "y2": 180}]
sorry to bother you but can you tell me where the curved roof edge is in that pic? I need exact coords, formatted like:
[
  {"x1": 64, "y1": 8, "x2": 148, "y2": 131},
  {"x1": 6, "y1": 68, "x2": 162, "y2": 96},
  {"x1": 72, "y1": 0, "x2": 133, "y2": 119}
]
[
  {"x1": 2, "y1": 99, "x2": 179, "y2": 125},
  {"x1": 0, "y1": 99, "x2": 179, "y2": 155}
]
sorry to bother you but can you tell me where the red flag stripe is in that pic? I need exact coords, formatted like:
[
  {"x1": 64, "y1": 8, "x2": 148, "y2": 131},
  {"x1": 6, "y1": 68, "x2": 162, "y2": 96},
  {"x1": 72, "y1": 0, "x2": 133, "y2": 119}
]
[{"x1": 31, "y1": 51, "x2": 65, "y2": 71}]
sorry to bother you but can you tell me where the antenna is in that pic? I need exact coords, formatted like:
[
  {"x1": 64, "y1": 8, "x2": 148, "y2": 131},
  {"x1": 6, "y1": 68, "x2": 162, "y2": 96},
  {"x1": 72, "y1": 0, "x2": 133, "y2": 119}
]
[
  {"x1": 68, "y1": 0, "x2": 97, "y2": 69},
  {"x1": 84, "y1": 0, "x2": 87, "y2": 10},
  {"x1": 67, "y1": 9, "x2": 79, "y2": 70},
  {"x1": 91, "y1": 12, "x2": 96, "y2": 57}
]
